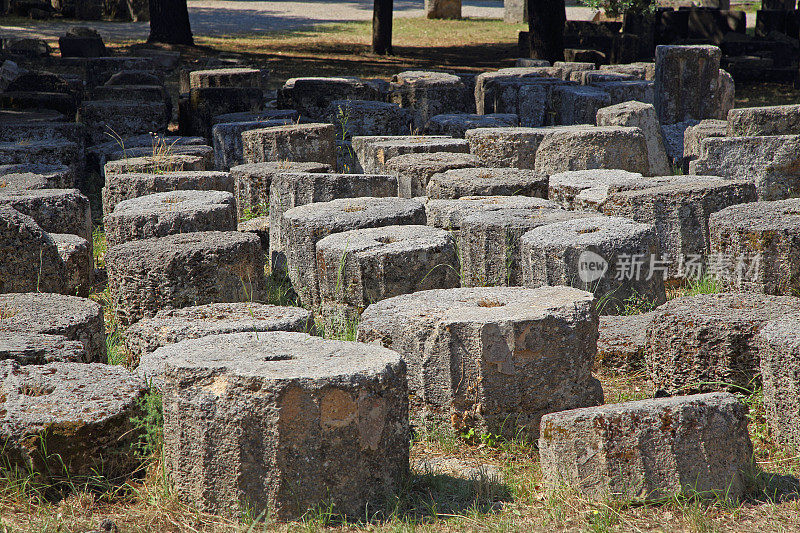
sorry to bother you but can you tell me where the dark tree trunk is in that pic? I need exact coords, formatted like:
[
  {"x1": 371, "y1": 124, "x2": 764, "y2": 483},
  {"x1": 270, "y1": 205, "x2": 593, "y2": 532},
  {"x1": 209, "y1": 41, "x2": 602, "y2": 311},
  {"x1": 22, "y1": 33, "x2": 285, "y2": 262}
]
[
  {"x1": 372, "y1": 0, "x2": 393, "y2": 55},
  {"x1": 148, "y1": 0, "x2": 193, "y2": 45},
  {"x1": 527, "y1": 0, "x2": 565, "y2": 63}
]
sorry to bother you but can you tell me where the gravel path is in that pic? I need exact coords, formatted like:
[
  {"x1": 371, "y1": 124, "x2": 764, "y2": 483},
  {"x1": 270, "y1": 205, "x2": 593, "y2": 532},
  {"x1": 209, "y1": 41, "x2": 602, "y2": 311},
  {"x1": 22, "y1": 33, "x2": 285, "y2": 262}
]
[{"x1": 0, "y1": 0, "x2": 600, "y2": 43}]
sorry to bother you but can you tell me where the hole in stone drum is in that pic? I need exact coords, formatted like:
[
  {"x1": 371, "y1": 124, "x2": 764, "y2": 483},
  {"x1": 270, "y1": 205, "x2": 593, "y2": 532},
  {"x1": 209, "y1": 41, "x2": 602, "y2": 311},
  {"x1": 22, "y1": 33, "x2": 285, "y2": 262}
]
[{"x1": 264, "y1": 354, "x2": 295, "y2": 362}]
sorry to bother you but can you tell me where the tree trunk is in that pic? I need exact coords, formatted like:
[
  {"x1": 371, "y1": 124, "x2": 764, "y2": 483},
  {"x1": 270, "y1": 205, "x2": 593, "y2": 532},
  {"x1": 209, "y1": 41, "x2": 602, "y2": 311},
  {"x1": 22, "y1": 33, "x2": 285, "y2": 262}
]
[
  {"x1": 372, "y1": 0, "x2": 393, "y2": 55},
  {"x1": 527, "y1": 0, "x2": 565, "y2": 63},
  {"x1": 148, "y1": 0, "x2": 193, "y2": 45}
]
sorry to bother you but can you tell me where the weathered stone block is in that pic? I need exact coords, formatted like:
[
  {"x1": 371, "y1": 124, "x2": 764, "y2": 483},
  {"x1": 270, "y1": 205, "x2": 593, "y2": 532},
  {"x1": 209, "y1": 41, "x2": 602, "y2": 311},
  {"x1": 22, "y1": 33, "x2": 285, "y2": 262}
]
[
  {"x1": 0, "y1": 361, "x2": 147, "y2": 481},
  {"x1": 539, "y1": 393, "x2": 754, "y2": 502},
  {"x1": 727, "y1": 104, "x2": 800, "y2": 137},
  {"x1": 534, "y1": 126, "x2": 651, "y2": 176},
  {"x1": 390, "y1": 71, "x2": 468, "y2": 129},
  {"x1": 106, "y1": 231, "x2": 266, "y2": 325},
  {"x1": 359, "y1": 136, "x2": 470, "y2": 175},
  {"x1": 269, "y1": 172, "x2": 398, "y2": 275},
  {"x1": 232, "y1": 161, "x2": 330, "y2": 220},
  {"x1": 211, "y1": 119, "x2": 292, "y2": 170},
  {"x1": 283, "y1": 197, "x2": 426, "y2": 306},
  {"x1": 316, "y1": 225, "x2": 459, "y2": 317},
  {"x1": 189, "y1": 68, "x2": 266, "y2": 90},
  {"x1": 357, "y1": 286, "x2": 603, "y2": 436},
  {"x1": 241, "y1": 123, "x2": 337, "y2": 168},
  {"x1": 709, "y1": 199, "x2": 800, "y2": 295},
  {"x1": 551, "y1": 85, "x2": 611, "y2": 125},
  {"x1": 654, "y1": 45, "x2": 723, "y2": 124},
  {"x1": 277, "y1": 77, "x2": 381, "y2": 120},
  {"x1": 0, "y1": 206, "x2": 64, "y2": 295},
  {"x1": 425, "y1": 195, "x2": 558, "y2": 234},
  {"x1": 324, "y1": 100, "x2": 412, "y2": 138},
  {"x1": 77, "y1": 99, "x2": 168, "y2": 145},
  {"x1": 159, "y1": 331, "x2": 409, "y2": 520},
  {"x1": 596, "y1": 101, "x2": 670, "y2": 176},
  {"x1": 384, "y1": 152, "x2": 481, "y2": 198},
  {"x1": 597, "y1": 312, "x2": 655, "y2": 371},
  {"x1": 129, "y1": 302, "x2": 311, "y2": 363},
  {"x1": 104, "y1": 190, "x2": 236, "y2": 247},
  {"x1": 0, "y1": 292, "x2": 105, "y2": 362},
  {"x1": 102, "y1": 170, "x2": 232, "y2": 215},
  {"x1": 459, "y1": 207, "x2": 588, "y2": 287},
  {"x1": 521, "y1": 216, "x2": 666, "y2": 314},
  {"x1": 425, "y1": 113, "x2": 518, "y2": 138},
  {"x1": 51, "y1": 233, "x2": 93, "y2": 296},
  {"x1": 426, "y1": 167, "x2": 548, "y2": 199},
  {"x1": 645, "y1": 293, "x2": 800, "y2": 394}
]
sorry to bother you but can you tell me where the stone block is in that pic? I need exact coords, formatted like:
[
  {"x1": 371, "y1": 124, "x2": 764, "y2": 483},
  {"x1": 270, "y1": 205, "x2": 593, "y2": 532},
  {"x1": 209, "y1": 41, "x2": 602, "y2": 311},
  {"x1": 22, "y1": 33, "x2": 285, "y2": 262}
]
[
  {"x1": 385, "y1": 151, "x2": 480, "y2": 198},
  {"x1": 77, "y1": 99, "x2": 168, "y2": 146},
  {"x1": 533, "y1": 126, "x2": 651, "y2": 176},
  {"x1": 709, "y1": 199, "x2": 800, "y2": 295},
  {"x1": 359, "y1": 136, "x2": 470, "y2": 175},
  {"x1": 390, "y1": 71, "x2": 469, "y2": 129},
  {"x1": 211, "y1": 119, "x2": 292, "y2": 170},
  {"x1": 324, "y1": 100, "x2": 412, "y2": 138},
  {"x1": 425, "y1": 113, "x2": 519, "y2": 138},
  {"x1": 597, "y1": 312, "x2": 655, "y2": 371},
  {"x1": 186, "y1": 87, "x2": 264, "y2": 139},
  {"x1": 189, "y1": 68, "x2": 266, "y2": 90},
  {"x1": 269, "y1": 172, "x2": 398, "y2": 276},
  {"x1": 277, "y1": 77, "x2": 381, "y2": 120},
  {"x1": 551, "y1": 85, "x2": 611, "y2": 125},
  {"x1": 727, "y1": 104, "x2": 800, "y2": 137},
  {"x1": 654, "y1": 45, "x2": 722, "y2": 124},
  {"x1": 283, "y1": 197, "x2": 426, "y2": 306},
  {"x1": 241, "y1": 123, "x2": 337, "y2": 168},
  {"x1": 357, "y1": 286, "x2": 603, "y2": 436},
  {"x1": 539, "y1": 392, "x2": 754, "y2": 502},
  {"x1": 521, "y1": 216, "x2": 666, "y2": 314},
  {"x1": 426, "y1": 167, "x2": 548, "y2": 199},
  {"x1": 106, "y1": 231, "x2": 266, "y2": 325},
  {"x1": 425, "y1": 195, "x2": 559, "y2": 234},
  {"x1": 102, "y1": 170, "x2": 232, "y2": 216},
  {"x1": 232, "y1": 161, "x2": 330, "y2": 220},
  {"x1": 645, "y1": 293, "x2": 800, "y2": 393},
  {"x1": 596, "y1": 101, "x2": 671, "y2": 176},
  {"x1": 104, "y1": 190, "x2": 236, "y2": 247},
  {"x1": 51, "y1": 233, "x2": 93, "y2": 296},
  {"x1": 459, "y1": 207, "x2": 588, "y2": 287},
  {"x1": 0, "y1": 206, "x2": 64, "y2": 295},
  {"x1": 316, "y1": 225, "x2": 460, "y2": 317},
  {"x1": 0, "y1": 292, "x2": 105, "y2": 362},
  {"x1": 425, "y1": 0, "x2": 460, "y2": 18},
  {"x1": 0, "y1": 361, "x2": 147, "y2": 482},
  {"x1": 159, "y1": 331, "x2": 408, "y2": 519}
]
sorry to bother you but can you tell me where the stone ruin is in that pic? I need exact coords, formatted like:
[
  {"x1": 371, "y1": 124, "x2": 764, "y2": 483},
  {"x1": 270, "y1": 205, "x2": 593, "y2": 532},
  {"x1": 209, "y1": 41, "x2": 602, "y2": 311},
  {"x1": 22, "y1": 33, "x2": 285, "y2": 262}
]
[{"x1": 2, "y1": 38, "x2": 800, "y2": 521}]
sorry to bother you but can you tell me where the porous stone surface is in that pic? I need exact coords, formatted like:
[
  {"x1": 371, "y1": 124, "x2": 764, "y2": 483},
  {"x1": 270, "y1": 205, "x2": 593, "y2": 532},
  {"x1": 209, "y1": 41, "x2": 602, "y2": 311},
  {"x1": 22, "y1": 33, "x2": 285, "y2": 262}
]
[
  {"x1": 324, "y1": 100, "x2": 411, "y2": 137},
  {"x1": 597, "y1": 312, "x2": 656, "y2": 371},
  {"x1": 465, "y1": 127, "x2": 548, "y2": 169},
  {"x1": 269, "y1": 172, "x2": 398, "y2": 275},
  {"x1": 756, "y1": 315, "x2": 800, "y2": 451},
  {"x1": 0, "y1": 292, "x2": 105, "y2": 363},
  {"x1": 360, "y1": 136, "x2": 470, "y2": 175},
  {"x1": 689, "y1": 134, "x2": 800, "y2": 201},
  {"x1": 425, "y1": 195, "x2": 559, "y2": 233},
  {"x1": 426, "y1": 167, "x2": 548, "y2": 199},
  {"x1": 709, "y1": 199, "x2": 800, "y2": 295},
  {"x1": 231, "y1": 161, "x2": 330, "y2": 219},
  {"x1": 189, "y1": 68, "x2": 265, "y2": 90},
  {"x1": 0, "y1": 188, "x2": 92, "y2": 244},
  {"x1": 0, "y1": 140, "x2": 81, "y2": 180},
  {"x1": 107, "y1": 144, "x2": 214, "y2": 167},
  {"x1": 357, "y1": 286, "x2": 603, "y2": 436},
  {"x1": 602, "y1": 179, "x2": 758, "y2": 276},
  {"x1": 77, "y1": 100, "x2": 168, "y2": 145},
  {"x1": 128, "y1": 303, "x2": 311, "y2": 363},
  {"x1": 237, "y1": 216, "x2": 269, "y2": 250},
  {"x1": 0, "y1": 333, "x2": 86, "y2": 364},
  {"x1": 425, "y1": 113, "x2": 518, "y2": 138},
  {"x1": 654, "y1": 45, "x2": 723, "y2": 124},
  {"x1": 283, "y1": 197, "x2": 426, "y2": 306},
  {"x1": 211, "y1": 118, "x2": 292, "y2": 170},
  {"x1": 683, "y1": 119, "x2": 727, "y2": 162},
  {"x1": 185, "y1": 87, "x2": 264, "y2": 139},
  {"x1": 106, "y1": 231, "x2": 266, "y2": 325},
  {"x1": 547, "y1": 169, "x2": 644, "y2": 210},
  {"x1": 0, "y1": 206, "x2": 64, "y2": 295},
  {"x1": 103, "y1": 154, "x2": 212, "y2": 177},
  {"x1": 539, "y1": 392, "x2": 754, "y2": 502},
  {"x1": 459, "y1": 207, "x2": 588, "y2": 287},
  {"x1": 645, "y1": 293, "x2": 800, "y2": 394},
  {"x1": 316, "y1": 225, "x2": 460, "y2": 316},
  {"x1": 51, "y1": 233, "x2": 93, "y2": 297},
  {"x1": 158, "y1": 331, "x2": 409, "y2": 520},
  {"x1": 595, "y1": 101, "x2": 670, "y2": 176},
  {"x1": 534, "y1": 126, "x2": 650, "y2": 176},
  {"x1": 278, "y1": 77, "x2": 381, "y2": 120},
  {"x1": 104, "y1": 190, "x2": 236, "y2": 247},
  {"x1": 0, "y1": 361, "x2": 147, "y2": 481},
  {"x1": 551, "y1": 85, "x2": 611, "y2": 125},
  {"x1": 727, "y1": 104, "x2": 800, "y2": 137},
  {"x1": 390, "y1": 71, "x2": 468, "y2": 129},
  {"x1": 102, "y1": 171, "x2": 233, "y2": 215},
  {"x1": 0, "y1": 164, "x2": 72, "y2": 190},
  {"x1": 521, "y1": 216, "x2": 666, "y2": 314},
  {"x1": 384, "y1": 151, "x2": 481, "y2": 198},
  {"x1": 241, "y1": 123, "x2": 337, "y2": 168},
  {"x1": 351, "y1": 135, "x2": 446, "y2": 173}
]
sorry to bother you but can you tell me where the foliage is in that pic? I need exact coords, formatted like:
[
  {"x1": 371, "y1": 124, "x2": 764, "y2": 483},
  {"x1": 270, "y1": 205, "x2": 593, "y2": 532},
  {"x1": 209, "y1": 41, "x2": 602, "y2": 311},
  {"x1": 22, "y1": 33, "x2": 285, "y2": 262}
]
[
  {"x1": 131, "y1": 389, "x2": 164, "y2": 461},
  {"x1": 580, "y1": 0, "x2": 657, "y2": 18}
]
